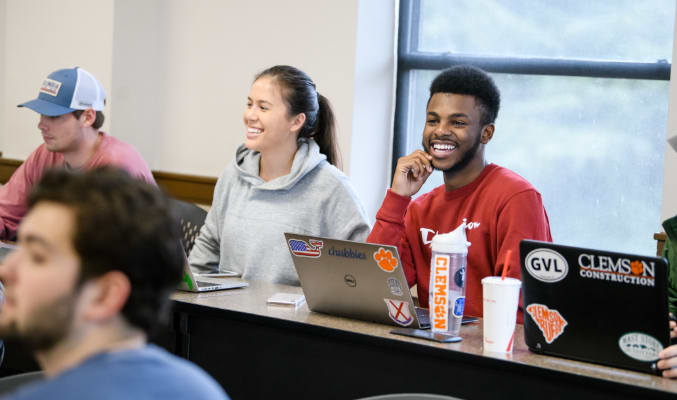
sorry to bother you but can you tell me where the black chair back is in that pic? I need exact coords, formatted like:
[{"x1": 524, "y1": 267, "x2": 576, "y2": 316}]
[{"x1": 170, "y1": 198, "x2": 208, "y2": 256}]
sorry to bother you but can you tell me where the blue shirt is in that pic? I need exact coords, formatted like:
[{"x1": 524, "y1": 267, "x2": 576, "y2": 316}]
[{"x1": 5, "y1": 345, "x2": 228, "y2": 400}]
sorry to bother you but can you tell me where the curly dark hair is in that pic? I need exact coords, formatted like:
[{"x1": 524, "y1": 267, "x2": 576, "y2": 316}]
[
  {"x1": 429, "y1": 65, "x2": 501, "y2": 126},
  {"x1": 28, "y1": 167, "x2": 184, "y2": 334}
]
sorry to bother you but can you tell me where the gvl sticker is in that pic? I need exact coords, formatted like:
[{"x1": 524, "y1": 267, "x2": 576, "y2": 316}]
[
  {"x1": 525, "y1": 248, "x2": 568, "y2": 283},
  {"x1": 288, "y1": 239, "x2": 323, "y2": 258},
  {"x1": 384, "y1": 298, "x2": 413, "y2": 326},
  {"x1": 618, "y1": 333, "x2": 663, "y2": 362},
  {"x1": 526, "y1": 304, "x2": 568, "y2": 344}
]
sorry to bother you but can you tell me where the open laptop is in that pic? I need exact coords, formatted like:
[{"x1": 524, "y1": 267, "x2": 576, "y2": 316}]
[
  {"x1": 178, "y1": 254, "x2": 248, "y2": 292},
  {"x1": 285, "y1": 233, "x2": 431, "y2": 328},
  {"x1": 520, "y1": 239, "x2": 670, "y2": 374}
]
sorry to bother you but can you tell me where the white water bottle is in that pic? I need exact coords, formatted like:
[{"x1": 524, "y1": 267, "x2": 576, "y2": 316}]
[{"x1": 428, "y1": 220, "x2": 471, "y2": 336}]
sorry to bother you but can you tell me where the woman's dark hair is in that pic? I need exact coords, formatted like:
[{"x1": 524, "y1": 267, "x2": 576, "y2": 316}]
[{"x1": 255, "y1": 65, "x2": 341, "y2": 168}]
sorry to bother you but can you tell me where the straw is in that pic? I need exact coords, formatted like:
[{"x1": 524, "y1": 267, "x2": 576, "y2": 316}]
[{"x1": 501, "y1": 249, "x2": 512, "y2": 281}]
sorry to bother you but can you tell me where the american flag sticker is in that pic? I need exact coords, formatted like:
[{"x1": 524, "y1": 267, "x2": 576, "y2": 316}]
[
  {"x1": 288, "y1": 239, "x2": 324, "y2": 258},
  {"x1": 39, "y1": 78, "x2": 62, "y2": 96}
]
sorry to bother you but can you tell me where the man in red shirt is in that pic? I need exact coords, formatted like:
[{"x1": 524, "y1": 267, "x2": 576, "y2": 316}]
[
  {"x1": 367, "y1": 65, "x2": 552, "y2": 322},
  {"x1": 0, "y1": 67, "x2": 155, "y2": 240}
]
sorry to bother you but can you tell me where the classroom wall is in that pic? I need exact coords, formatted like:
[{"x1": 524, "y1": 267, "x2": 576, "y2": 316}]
[
  {"x1": 661, "y1": 5, "x2": 677, "y2": 223},
  {"x1": 111, "y1": 0, "x2": 360, "y2": 178},
  {"x1": 0, "y1": 0, "x2": 394, "y2": 219},
  {"x1": 1, "y1": 0, "x2": 115, "y2": 158}
]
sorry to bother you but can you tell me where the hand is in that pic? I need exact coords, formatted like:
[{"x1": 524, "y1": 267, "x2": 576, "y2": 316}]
[
  {"x1": 391, "y1": 150, "x2": 433, "y2": 198},
  {"x1": 658, "y1": 344, "x2": 677, "y2": 378}
]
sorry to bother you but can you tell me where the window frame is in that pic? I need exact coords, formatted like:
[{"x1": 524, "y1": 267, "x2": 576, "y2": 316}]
[{"x1": 393, "y1": 0, "x2": 673, "y2": 173}]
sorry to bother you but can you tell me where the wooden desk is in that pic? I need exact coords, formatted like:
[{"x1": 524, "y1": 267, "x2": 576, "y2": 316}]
[{"x1": 171, "y1": 281, "x2": 677, "y2": 400}]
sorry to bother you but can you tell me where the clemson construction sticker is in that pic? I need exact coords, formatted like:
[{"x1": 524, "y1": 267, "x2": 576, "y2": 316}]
[
  {"x1": 618, "y1": 332, "x2": 663, "y2": 362},
  {"x1": 526, "y1": 303, "x2": 568, "y2": 344},
  {"x1": 373, "y1": 247, "x2": 398, "y2": 272}
]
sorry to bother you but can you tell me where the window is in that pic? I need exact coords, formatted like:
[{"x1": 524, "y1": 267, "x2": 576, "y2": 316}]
[{"x1": 395, "y1": 0, "x2": 675, "y2": 255}]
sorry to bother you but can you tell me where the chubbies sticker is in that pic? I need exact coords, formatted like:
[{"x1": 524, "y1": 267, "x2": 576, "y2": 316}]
[
  {"x1": 387, "y1": 277, "x2": 403, "y2": 296},
  {"x1": 373, "y1": 247, "x2": 398, "y2": 272},
  {"x1": 525, "y1": 248, "x2": 568, "y2": 283},
  {"x1": 288, "y1": 239, "x2": 323, "y2": 258},
  {"x1": 618, "y1": 332, "x2": 663, "y2": 362},
  {"x1": 526, "y1": 303, "x2": 568, "y2": 344},
  {"x1": 384, "y1": 299, "x2": 413, "y2": 326}
]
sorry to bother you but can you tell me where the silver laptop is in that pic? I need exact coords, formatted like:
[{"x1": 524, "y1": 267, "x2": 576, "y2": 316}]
[
  {"x1": 179, "y1": 254, "x2": 248, "y2": 292},
  {"x1": 284, "y1": 233, "x2": 430, "y2": 328}
]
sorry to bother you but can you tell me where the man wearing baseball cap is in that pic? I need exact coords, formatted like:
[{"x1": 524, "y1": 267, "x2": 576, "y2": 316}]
[{"x1": 0, "y1": 67, "x2": 155, "y2": 240}]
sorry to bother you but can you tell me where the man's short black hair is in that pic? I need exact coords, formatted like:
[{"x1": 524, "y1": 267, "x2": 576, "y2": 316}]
[
  {"x1": 28, "y1": 167, "x2": 184, "y2": 334},
  {"x1": 429, "y1": 65, "x2": 501, "y2": 125},
  {"x1": 71, "y1": 110, "x2": 105, "y2": 130}
]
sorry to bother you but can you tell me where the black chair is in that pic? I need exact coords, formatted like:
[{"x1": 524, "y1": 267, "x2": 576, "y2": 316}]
[
  {"x1": 170, "y1": 198, "x2": 208, "y2": 256},
  {"x1": 0, "y1": 371, "x2": 44, "y2": 395}
]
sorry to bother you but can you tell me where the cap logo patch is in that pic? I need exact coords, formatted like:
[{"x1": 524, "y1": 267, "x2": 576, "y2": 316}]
[{"x1": 39, "y1": 78, "x2": 62, "y2": 97}]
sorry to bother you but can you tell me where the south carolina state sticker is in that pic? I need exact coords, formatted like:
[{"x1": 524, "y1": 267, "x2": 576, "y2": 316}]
[{"x1": 526, "y1": 303, "x2": 568, "y2": 344}]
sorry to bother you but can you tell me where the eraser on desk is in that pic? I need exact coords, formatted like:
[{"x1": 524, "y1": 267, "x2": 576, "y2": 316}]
[{"x1": 267, "y1": 293, "x2": 305, "y2": 307}]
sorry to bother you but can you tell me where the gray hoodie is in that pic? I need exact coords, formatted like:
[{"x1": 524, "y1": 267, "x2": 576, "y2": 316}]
[{"x1": 189, "y1": 140, "x2": 371, "y2": 285}]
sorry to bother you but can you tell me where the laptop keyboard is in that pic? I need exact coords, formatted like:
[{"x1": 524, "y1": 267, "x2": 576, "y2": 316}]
[{"x1": 415, "y1": 306, "x2": 430, "y2": 326}]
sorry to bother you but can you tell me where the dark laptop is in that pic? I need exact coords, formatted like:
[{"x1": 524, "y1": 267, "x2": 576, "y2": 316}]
[{"x1": 520, "y1": 239, "x2": 670, "y2": 374}]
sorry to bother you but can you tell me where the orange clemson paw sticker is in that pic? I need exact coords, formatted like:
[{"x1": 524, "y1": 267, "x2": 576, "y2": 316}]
[
  {"x1": 630, "y1": 260, "x2": 644, "y2": 276},
  {"x1": 374, "y1": 247, "x2": 398, "y2": 272}
]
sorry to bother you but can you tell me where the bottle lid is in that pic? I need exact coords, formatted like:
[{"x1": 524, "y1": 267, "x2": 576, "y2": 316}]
[{"x1": 431, "y1": 219, "x2": 472, "y2": 254}]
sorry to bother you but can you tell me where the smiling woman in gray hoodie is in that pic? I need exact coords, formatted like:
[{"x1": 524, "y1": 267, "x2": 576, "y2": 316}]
[{"x1": 188, "y1": 65, "x2": 371, "y2": 285}]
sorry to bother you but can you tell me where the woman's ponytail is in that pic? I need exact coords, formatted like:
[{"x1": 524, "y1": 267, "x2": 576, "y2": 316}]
[{"x1": 313, "y1": 93, "x2": 341, "y2": 169}]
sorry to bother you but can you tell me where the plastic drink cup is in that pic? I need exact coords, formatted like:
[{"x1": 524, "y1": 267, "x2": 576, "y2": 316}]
[
  {"x1": 481, "y1": 276, "x2": 521, "y2": 353},
  {"x1": 428, "y1": 220, "x2": 471, "y2": 336}
]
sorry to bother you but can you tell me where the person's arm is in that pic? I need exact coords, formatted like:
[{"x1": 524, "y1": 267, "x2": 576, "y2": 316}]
[
  {"x1": 367, "y1": 190, "x2": 418, "y2": 287},
  {"x1": 494, "y1": 190, "x2": 553, "y2": 323},
  {"x1": 0, "y1": 151, "x2": 44, "y2": 240},
  {"x1": 188, "y1": 175, "x2": 229, "y2": 274},
  {"x1": 663, "y1": 216, "x2": 677, "y2": 315},
  {"x1": 187, "y1": 206, "x2": 222, "y2": 274},
  {"x1": 366, "y1": 150, "x2": 433, "y2": 287},
  {"x1": 658, "y1": 321, "x2": 677, "y2": 378}
]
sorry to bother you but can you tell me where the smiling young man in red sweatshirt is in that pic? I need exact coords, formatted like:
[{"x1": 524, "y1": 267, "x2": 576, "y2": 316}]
[{"x1": 367, "y1": 65, "x2": 552, "y2": 323}]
